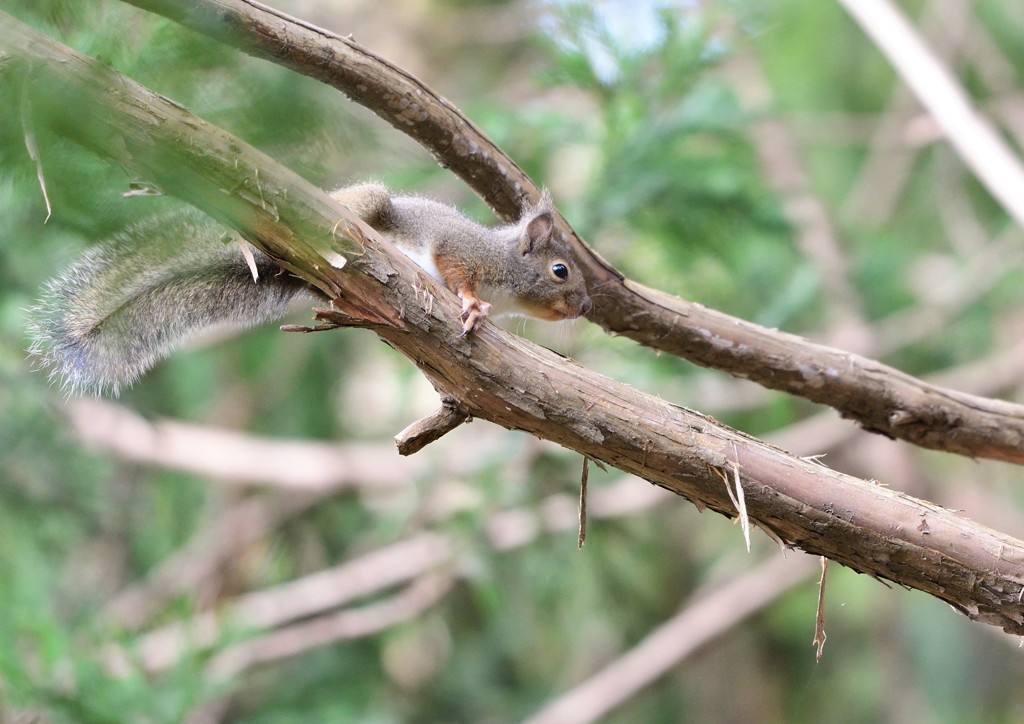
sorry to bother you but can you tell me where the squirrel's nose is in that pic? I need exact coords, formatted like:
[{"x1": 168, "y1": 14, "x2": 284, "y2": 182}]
[{"x1": 581, "y1": 297, "x2": 593, "y2": 315}]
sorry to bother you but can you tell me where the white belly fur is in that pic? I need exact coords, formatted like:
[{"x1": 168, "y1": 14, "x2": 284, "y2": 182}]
[{"x1": 396, "y1": 244, "x2": 442, "y2": 281}]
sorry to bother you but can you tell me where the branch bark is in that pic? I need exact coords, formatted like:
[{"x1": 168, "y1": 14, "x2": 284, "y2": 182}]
[
  {"x1": 114, "y1": 0, "x2": 1024, "y2": 465},
  {"x1": 4, "y1": 13, "x2": 1024, "y2": 633}
]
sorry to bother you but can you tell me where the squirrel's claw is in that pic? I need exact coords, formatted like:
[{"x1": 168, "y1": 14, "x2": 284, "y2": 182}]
[{"x1": 459, "y1": 295, "x2": 492, "y2": 335}]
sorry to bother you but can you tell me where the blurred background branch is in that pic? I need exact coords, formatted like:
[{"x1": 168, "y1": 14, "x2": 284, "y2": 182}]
[{"x1": 839, "y1": 0, "x2": 1024, "y2": 226}]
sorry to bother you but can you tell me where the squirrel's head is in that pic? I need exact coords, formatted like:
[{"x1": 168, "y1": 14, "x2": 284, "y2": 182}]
[{"x1": 510, "y1": 198, "x2": 592, "y2": 322}]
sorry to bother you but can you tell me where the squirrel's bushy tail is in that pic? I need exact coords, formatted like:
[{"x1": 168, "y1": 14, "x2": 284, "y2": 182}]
[{"x1": 27, "y1": 209, "x2": 311, "y2": 396}]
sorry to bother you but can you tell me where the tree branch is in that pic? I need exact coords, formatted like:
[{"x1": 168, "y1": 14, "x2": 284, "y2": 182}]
[
  {"x1": 5, "y1": 12, "x2": 1024, "y2": 633},
  {"x1": 204, "y1": 573, "x2": 456, "y2": 681},
  {"x1": 111, "y1": 479, "x2": 671, "y2": 675},
  {"x1": 66, "y1": 398, "x2": 415, "y2": 491},
  {"x1": 838, "y1": 0, "x2": 1024, "y2": 229},
  {"x1": 394, "y1": 397, "x2": 471, "y2": 455},
  {"x1": 525, "y1": 555, "x2": 819, "y2": 724},
  {"x1": 113, "y1": 0, "x2": 1024, "y2": 464}
]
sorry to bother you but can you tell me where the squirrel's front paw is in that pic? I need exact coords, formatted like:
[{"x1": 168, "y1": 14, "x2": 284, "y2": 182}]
[{"x1": 459, "y1": 296, "x2": 492, "y2": 335}]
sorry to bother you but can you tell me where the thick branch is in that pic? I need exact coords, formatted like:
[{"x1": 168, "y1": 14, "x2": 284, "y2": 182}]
[
  {"x1": 5, "y1": 14, "x2": 1023, "y2": 633},
  {"x1": 114, "y1": 0, "x2": 1024, "y2": 464}
]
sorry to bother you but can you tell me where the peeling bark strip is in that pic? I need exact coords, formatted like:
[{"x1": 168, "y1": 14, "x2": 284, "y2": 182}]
[
  {"x1": 118, "y1": 0, "x2": 1024, "y2": 464},
  {"x1": 5, "y1": 13, "x2": 1024, "y2": 633}
]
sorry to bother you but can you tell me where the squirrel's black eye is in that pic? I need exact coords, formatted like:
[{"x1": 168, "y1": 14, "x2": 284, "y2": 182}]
[{"x1": 552, "y1": 263, "x2": 569, "y2": 280}]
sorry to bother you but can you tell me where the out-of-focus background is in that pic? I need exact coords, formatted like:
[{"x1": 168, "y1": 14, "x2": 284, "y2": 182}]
[{"x1": 2, "y1": 1, "x2": 1023, "y2": 721}]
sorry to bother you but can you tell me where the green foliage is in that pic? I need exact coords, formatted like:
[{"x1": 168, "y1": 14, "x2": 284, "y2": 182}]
[{"x1": 498, "y1": 2, "x2": 807, "y2": 353}]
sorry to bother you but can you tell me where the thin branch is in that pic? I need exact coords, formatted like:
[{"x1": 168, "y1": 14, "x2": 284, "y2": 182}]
[
  {"x1": 113, "y1": 479, "x2": 671, "y2": 675},
  {"x1": 524, "y1": 555, "x2": 819, "y2": 724},
  {"x1": 394, "y1": 397, "x2": 470, "y2": 455},
  {"x1": 840, "y1": 1, "x2": 971, "y2": 227},
  {"x1": 72, "y1": 397, "x2": 631, "y2": 629},
  {"x1": 66, "y1": 398, "x2": 416, "y2": 491},
  {"x1": 205, "y1": 573, "x2": 455, "y2": 680},
  {"x1": 872, "y1": 227, "x2": 1024, "y2": 357},
  {"x1": 727, "y1": 51, "x2": 868, "y2": 345},
  {"x1": 104, "y1": 533, "x2": 454, "y2": 674},
  {"x1": 838, "y1": 0, "x2": 1024, "y2": 228},
  {"x1": 74, "y1": 400, "x2": 508, "y2": 629},
  {"x1": 102, "y1": 490, "x2": 331, "y2": 630},
  {"x1": 108, "y1": 0, "x2": 1024, "y2": 465},
  {"x1": 7, "y1": 14, "x2": 1024, "y2": 632}
]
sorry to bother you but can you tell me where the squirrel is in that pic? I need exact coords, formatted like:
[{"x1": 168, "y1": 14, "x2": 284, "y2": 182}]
[{"x1": 28, "y1": 182, "x2": 593, "y2": 395}]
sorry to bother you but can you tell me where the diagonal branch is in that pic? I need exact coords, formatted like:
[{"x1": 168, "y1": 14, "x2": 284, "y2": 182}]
[
  {"x1": 204, "y1": 572, "x2": 456, "y2": 681},
  {"x1": 113, "y1": 0, "x2": 1024, "y2": 465},
  {"x1": 838, "y1": 0, "x2": 1024, "y2": 228},
  {"x1": 110, "y1": 480, "x2": 672, "y2": 675},
  {"x1": 5, "y1": 12, "x2": 1024, "y2": 633},
  {"x1": 525, "y1": 555, "x2": 819, "y2": 724}
]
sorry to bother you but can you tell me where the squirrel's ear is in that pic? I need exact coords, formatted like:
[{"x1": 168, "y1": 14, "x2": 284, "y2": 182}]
[{"x1": 521, "y1": 211, "x2": 554, "y2": 255}]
